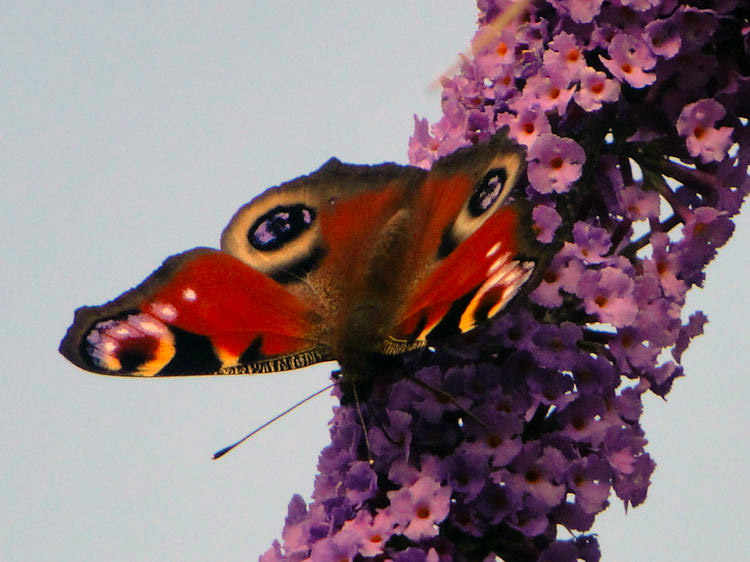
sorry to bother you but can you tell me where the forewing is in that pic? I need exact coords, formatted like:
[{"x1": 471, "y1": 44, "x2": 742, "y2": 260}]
[
  {"x1": 221, "y1": 158, "x2": 425, "y2": 290},
  {"x1": 60, "y1": 249, "x2": 330, "y2": 376}
]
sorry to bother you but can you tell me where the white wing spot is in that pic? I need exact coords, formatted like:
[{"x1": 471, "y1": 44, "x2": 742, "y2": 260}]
[
  {"x1": 131, "y1": 316, "x2": 167, "y2": 336},
  {"x1": 487, "y1": 251, "x2": 512, "y2": 276},
  {"x1": 486, "y1": 242, "x2": 502, "y2": 258},
  {"x1": 150, "y1": 302, "x2": 178, "y2": 321},
  {"x1": 182, "y1": 287, "x2": 197, "y2": 302}
]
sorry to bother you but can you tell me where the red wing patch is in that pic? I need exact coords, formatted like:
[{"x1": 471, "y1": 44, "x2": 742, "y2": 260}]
[
  {"x1": 392, "y1": 205, "x2": 534, "y2": 344},
  {"x1": 60, "y1": 249, "x2": 328, "y2": 376}
]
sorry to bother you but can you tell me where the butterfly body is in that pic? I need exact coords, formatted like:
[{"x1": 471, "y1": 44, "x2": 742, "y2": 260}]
[{"x1": 60, "y1": 132, "x2": 540, "y2": 383}]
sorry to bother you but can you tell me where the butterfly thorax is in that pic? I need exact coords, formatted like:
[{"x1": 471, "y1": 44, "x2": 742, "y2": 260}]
[
  {"x1": 334, "y1": 304, "x2": 387, "y2": 382},
  {"x1": 330, "y1": 209, "x2": 417, "y2": 381}
]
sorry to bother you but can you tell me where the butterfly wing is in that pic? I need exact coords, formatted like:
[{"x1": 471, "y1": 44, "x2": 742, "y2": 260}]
[
  {"x1": 61, "y1": 159, "x2": 426, "y2": 377},
  {"x1": 221, "y1": 157, "x2": 425, "y2": 291},
  {"x1": 386, "y1": 131, "x2": 539, "y2": 348},
  {"x1": 59, "y1": 248, "x2": 331, "y2": 376}
]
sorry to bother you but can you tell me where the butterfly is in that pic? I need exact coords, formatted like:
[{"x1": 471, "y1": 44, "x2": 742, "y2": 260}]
[{"x1": 60, "y1": 131, "x2": 542, "y2": 386}]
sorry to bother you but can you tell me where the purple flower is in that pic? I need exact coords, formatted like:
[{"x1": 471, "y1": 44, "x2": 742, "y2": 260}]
[
  {"x1": 676, "y1": 99, "x2": 734, "y2": 163},
  {"x1": 558, "y1": 394, "x2": 613, "y2": 446},
  {"x1": 576, "y1": 267, "x2": 638, "y2": 327},
  {"x1": 368, "y1": 408, "x2": 413, "y2": 464},
  {"x1": 532, "y1": 204, "x2": 563, "y2": 243},
  {"x1": 388, "y1": 477, "x2": 452, "y2": 541},
  {"x1": 472, "y1": 482, "x2": 521, "y2": 525},
  {"x1": 676, "y1": 207, "x2": 735, "y2": 286},
  {"x1": 530, "y1": 246, "x2": 586, "y2": 308},
  {"x1": 342, "y1": 461, "x2": 377, "y2": 505},
  {"x1": 527, "y1": 133, "x2": 586, "y2": 194},
  {"x1": 472, "y1": 24, "x2": 518, "y2": 68},
  {"x1": 543, "y1": 32, "x2": 588, "y2": 82},
  {"x1": 459, "y1": 406, "x2": 523, "y2": 467},
  {"x1": 549, "y1": 0, "x2": 604, "y2": 24},
  {"x1": 673, "y1": 311, "x2": 707, "y2": 363},
  {"x1": 572, "y1": 354, "x2": 618, "y2": 395},
  {"x1": 645, "y1": 12, "x2": 682, "y2": 59},
  {"x1": 571, "y1": 222, "x2": 612, "y2": 264},
  {"x1": 530, "y1": 322, "x2": 583, "y2": 370},
  {"x1": 501, "y1": 444, "x2": 567, "y2": 508},
  {"x1": 574, "y1": 67, "x2": 621, "y2": 111},
  {"x1": 496, "y1": 103, "x2": 551, "y2": 148},
  {"x1": 610, "y1": 444, "x2": 656, "y2": 509},
  {"x1": 339, "y1": 510, "x2": 396, "y2": 557},
  {"x1": 442, "y1": 450, "x2": 489, "y2": 502},
  {"x1": 523, "y1": 72, "x2": 576, "y2": 115},
  {"x1": 565, "y1": 456, "x2": 613, "y2": 514},
  {"x1": 408, "y1": 114, "x2": 470, "y2": 169},
  {"x1": 609, "y1": 327, "x2": 659, "y2": 372},
  {"x1": 308, "y1": 533, "x2": 359, "y2": 562},
  {"x1": 616, "y1": 184, "x2": 660, "y2": 220},
  {"x1": 600, "y1": 34, "x2": 657, "y2": 88}
]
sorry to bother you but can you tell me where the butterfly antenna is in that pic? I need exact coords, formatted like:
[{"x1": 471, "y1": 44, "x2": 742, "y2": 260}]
[
  {"x1": 351, "y1": 382, "x2": 375, "y2": 465},
  {"x1": 212, "y1": 381, "x2": 337, "y2": 459},
  {"x1": 406, "y1": 374, "x2": 489, "y2": 430}
]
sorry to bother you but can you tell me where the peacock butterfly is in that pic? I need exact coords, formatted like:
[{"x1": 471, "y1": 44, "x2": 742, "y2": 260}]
[{"x1": 60, "y1": 131, "x2": 542, "y2": 384}]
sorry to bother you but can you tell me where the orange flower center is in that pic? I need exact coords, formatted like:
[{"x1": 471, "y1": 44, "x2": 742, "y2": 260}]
[
  {"x1": 486, "y1": 434, "x2": 503, "y2": 448},
  {"x1": 416, "y1": 505, "x2": 431, "y2": 519},
  {"x1": 525, "y1": 468, "x2": 542, "y2": 483}
]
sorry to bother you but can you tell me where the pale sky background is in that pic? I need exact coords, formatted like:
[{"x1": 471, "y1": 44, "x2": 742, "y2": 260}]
[{"x1": 2, "y1": 2, "x2": 748, "y2": 561}]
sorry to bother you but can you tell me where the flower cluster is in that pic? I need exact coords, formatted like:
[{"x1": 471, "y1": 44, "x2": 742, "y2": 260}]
[{"x1": 264, "y1": 1, "x2": 749, "y2": 560}]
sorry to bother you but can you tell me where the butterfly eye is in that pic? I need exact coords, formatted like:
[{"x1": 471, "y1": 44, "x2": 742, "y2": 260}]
[
  {"x1": 468, "y1": 167, "x2": 508, "y2": 217},
  {"x1": 248, "y1": 204, "x2": 316, "y2": 251}
]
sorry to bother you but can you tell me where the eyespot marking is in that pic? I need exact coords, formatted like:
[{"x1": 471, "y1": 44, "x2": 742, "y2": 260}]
[
  {"x1": 469, "y1": 167, "x2": 509, "y2": 217},
  {"x1": 84, "y1": 313, "x2": 175, "y2": 375},
  {"x1": 248, "y1": 204, "x2": 316, "y2": 251}
]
